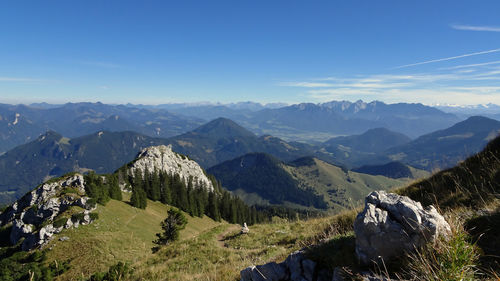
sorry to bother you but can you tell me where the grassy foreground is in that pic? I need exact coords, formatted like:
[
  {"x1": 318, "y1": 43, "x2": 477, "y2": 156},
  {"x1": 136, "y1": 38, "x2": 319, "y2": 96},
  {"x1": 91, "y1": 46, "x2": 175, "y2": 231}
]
[
  {"x1": 126, "y1": 214, "x2": 352, "y2": 281},
  {"x1": 44, "y1": 193, "x2": 220, "y2": 280}
]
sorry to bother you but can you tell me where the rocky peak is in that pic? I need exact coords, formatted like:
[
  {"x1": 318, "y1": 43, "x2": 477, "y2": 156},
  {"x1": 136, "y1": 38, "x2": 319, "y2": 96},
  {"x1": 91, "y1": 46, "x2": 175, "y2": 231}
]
[
  {"x1": 0, "y1": 173, "x2": 96, "y2": 251},
  {"x1": 129, "y1": 145, "x2": 214, "y2": 191}
]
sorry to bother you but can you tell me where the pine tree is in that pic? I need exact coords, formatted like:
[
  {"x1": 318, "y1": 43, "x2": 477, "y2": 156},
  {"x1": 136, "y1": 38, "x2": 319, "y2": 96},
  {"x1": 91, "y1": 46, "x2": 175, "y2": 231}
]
[
  {"x1": 152, "y1": 208, "x2": 187, "y2": 252},
  {"x1": 143, "y1": 167, "x2": 152, "y2": 198},
  {"x1": 133, "y1": 169, "x2": 143, "y2": 190},
  {"x1": 108, "y1": 174, "x2": 122, "y2": 201},
  {"x1": 194, "y1": 187, "x2": 206, "y2": 218},
  {"x1": 160, "y1": 172, "x2": 172, "y2": 204},
  {"x1": 150, "y1": 169, "x2": 161, "y2": 201},
  {"x1": 230, "y1": 201, "x2": 238, "y2": 223},
  {"x1": 207, "y1": 191, "x2": 221, "y2": 221},
  {"x1": 170, "y1": 174, "x2": 181, "y2": 207},
  {"x1": 177, "y1": 179, "x2": 189, "y2": 212},
  {"x1": 220, "y1": 191, "x2": 231, "y2": 220},
  {"x1": 131, "y1": 186, "x2": 147, "y2": 209}
]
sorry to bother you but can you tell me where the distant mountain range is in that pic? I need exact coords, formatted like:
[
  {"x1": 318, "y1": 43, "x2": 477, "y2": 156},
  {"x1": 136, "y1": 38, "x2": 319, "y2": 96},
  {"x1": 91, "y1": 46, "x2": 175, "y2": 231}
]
[
  {"x1": 0, "y1": 102, "x2": 203, "y2": 153},
  {"x1": 1, "y1": 110, "x2": 498, "y2": 205},
  {"x1": 162, "y1": 100, "x2": 461, "y2": 141},
  {"x1": 436, "y1": 104, "x2": 500, "y2": 120},
  {"x1": 0, "y1": 100, "x2": 464, "y2": 152},
  {"x1": 168, "y1": 118, "x2": 319, "y2": 168}
]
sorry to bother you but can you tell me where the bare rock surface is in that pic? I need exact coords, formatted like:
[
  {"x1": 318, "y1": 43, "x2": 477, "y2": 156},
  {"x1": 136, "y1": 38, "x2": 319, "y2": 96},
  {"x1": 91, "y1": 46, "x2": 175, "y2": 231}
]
[
  {"x1": 240, "y1": 250, "x2": 321, "y2": 281},
  {"x1": 128, "y1": 145, "x2": 214, "y2": 191},
  {"x1": 354, "y1": 190, "x2": 451, "y2": 265},
  {"x1": 0, "y1": 174, "x2": 96, "y2": 250}
]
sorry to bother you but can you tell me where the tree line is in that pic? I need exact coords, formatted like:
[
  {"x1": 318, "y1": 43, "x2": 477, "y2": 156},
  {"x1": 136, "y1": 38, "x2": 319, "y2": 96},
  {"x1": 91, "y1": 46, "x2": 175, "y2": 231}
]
[
  {"x1": 83, "y1": 166, "x2": 318, "y2": 226},
  {"x1": 116, "y1": 166, "x2": 267, "y2": 225}
]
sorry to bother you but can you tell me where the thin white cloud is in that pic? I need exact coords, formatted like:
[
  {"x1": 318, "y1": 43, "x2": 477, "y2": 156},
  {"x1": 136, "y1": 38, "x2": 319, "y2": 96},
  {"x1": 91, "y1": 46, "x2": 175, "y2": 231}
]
[
  {"x1": 281, "y1": 66, "x2": 500, "y2": 105},
  {"x1": 394, "y1": 48, "x2": 500, "y2": 69},
  {"x1": 279, "y1": 82, "x2": 334, "y2": 88},
  {"x1": 440, "y1": 60, "x2": 500, "y2": 70},
  {"x1": 306, "y1": 87, "x2": 500, "y2": 105},
  {"x1": 451, "y1": 24, "x2": 500, "y2": 32}
]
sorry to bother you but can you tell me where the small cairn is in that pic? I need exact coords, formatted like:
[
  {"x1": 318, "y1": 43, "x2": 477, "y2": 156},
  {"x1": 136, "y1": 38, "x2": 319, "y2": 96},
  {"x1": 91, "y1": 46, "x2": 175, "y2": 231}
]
[{"x1": 241, "y1": 222, "x2": 249, "y2": 234}]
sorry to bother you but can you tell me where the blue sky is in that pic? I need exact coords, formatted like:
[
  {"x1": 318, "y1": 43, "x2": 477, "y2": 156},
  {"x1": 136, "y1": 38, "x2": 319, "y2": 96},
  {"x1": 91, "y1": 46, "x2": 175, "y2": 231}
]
[{"x1": 1, "y1": 1, "x2": 500, "y2": 105}]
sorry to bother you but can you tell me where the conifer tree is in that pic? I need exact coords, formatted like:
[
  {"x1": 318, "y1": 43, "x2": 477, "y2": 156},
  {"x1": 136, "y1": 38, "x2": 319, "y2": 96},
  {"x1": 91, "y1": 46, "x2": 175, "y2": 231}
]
[
  {"x1": 194, "y1": 187, "x2": 206, "y2": 218},
  {"x1": 160, "y1": 172, "x2": 172, "y2": 204},
  {"x1": 108, "y1": 174, "x2": 122, "y2": 201},
  {"x1": 131, "y1": 186, "x2": 147, "y2": 209},
  {"x1": 186, "y1": 178, "x2": 198, "y2": 216},
  {"x1": 207, "y1": 191, "x2": 221, "y2": 221},
  {"x1": 152, "y1": 208, "x2": 187, "y2": 252},
  {"x1": 143, "y1": 167, "x2": 152, "y2": 198},
  {"x1": 150, "y1": 169, "x2": 161, "y2": 201}
]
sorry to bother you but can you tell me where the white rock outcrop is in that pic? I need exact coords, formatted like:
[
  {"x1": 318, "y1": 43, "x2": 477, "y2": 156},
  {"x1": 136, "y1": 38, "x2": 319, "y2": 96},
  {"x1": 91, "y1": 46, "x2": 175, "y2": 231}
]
[
  {"x1": 0, "y1": 174, "x2": 96, "y2": 250},
  {"x1": 354, "y1": 190, "x2": 451, "y2": 265},
  {"x1": 129, "y1": 145, "x2": 214, "y2": 191}
]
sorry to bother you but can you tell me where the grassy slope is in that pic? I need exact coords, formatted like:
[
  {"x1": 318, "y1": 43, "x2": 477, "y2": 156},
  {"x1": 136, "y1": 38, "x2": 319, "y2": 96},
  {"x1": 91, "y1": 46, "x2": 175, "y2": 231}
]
[
  {"x1": 283, "y1": 158, "x2": 409, "y2": 211},
  {"x1": 45, "y1": 193, "x2": 220, "y2": 280},
  {"x1": 127, "y1": 214, "x2": 352, "y2": 281}
]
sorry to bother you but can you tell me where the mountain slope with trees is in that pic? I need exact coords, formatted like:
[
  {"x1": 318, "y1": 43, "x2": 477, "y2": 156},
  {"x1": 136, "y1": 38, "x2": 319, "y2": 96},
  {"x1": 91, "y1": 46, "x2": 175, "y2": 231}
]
[{"x1": 208, "y1": 153, "x2": 407, "y2": 212}]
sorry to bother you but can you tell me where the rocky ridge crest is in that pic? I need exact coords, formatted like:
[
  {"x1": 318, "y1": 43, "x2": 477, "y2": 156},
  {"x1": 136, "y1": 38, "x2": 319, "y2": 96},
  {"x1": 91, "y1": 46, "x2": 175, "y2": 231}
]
[
  {"x1": 0, "y1": 174, "x2": 97, "y2": 250},
  {"x1": 128, "y1": 145, "x2": 214, "y2": 191}
]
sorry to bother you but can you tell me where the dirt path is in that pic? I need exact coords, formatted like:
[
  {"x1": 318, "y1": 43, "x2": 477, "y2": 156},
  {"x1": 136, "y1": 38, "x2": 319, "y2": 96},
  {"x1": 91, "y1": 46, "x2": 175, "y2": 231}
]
[{"x1": 216, "y1": 224, "x2": 240, "y2": 249}]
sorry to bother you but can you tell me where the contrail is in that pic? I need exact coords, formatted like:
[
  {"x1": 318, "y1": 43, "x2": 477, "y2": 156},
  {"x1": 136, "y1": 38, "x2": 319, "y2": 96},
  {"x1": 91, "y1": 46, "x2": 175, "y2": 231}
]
[{"x1": 395, "y1": 48, "x2": 500, "y2": 69}]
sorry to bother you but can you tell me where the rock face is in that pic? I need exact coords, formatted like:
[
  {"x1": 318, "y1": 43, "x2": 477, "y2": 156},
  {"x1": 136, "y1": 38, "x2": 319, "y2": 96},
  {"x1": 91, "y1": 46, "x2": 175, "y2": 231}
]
[
  {"x1": 354, "y1": 190, "x2": 451, "y2": 265},
  {"x1": 240, "y1": 250, "x2": 327, "y2": 281},
  {"x1": 128, "y1": 145, "x2": 214, "y2": 191},
  {"x1": 0, "y1": 174, "x2": 97, "y2": 251}
]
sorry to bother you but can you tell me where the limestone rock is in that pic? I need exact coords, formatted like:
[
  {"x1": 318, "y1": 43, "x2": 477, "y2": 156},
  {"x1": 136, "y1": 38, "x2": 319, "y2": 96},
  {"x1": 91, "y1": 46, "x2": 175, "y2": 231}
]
[
  {"x1": 256, "y1": 262, "x2": 288, "y2": 281},
  {"x1": 10, "y1": 219, "x2": 33, "y2": 244},
  {"x1": 354, "y1": 190, "x2": 451, "y2": 265},
  {"x1": 128, "y1": 145, "x2": 214, "y2": 191},
  {"x1": 240, "y1": 250, "x2": 319, "y2": 281},
  {"x1": 241, "y1": 222, "x2": 249, "y2": 234},
  {"x1": 0, "y1": 173, "x2": 97, "y2": 251}
]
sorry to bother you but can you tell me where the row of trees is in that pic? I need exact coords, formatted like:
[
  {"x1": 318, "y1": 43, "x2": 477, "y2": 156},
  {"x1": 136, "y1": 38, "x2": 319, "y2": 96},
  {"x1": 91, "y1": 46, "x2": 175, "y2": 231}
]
[
  {"x1": 118, "y1": 167, "x2": 267, "y2": 225},
  {"x1": 84, "y1": 172, "x2": 122, "y2": 205}
]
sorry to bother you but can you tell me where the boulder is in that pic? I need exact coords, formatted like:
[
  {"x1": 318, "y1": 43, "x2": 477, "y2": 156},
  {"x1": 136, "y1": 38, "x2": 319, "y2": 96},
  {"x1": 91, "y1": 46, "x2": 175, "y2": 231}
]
[{"x1": 354, "y1": 190, "x2": 451, "y2": 265}]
